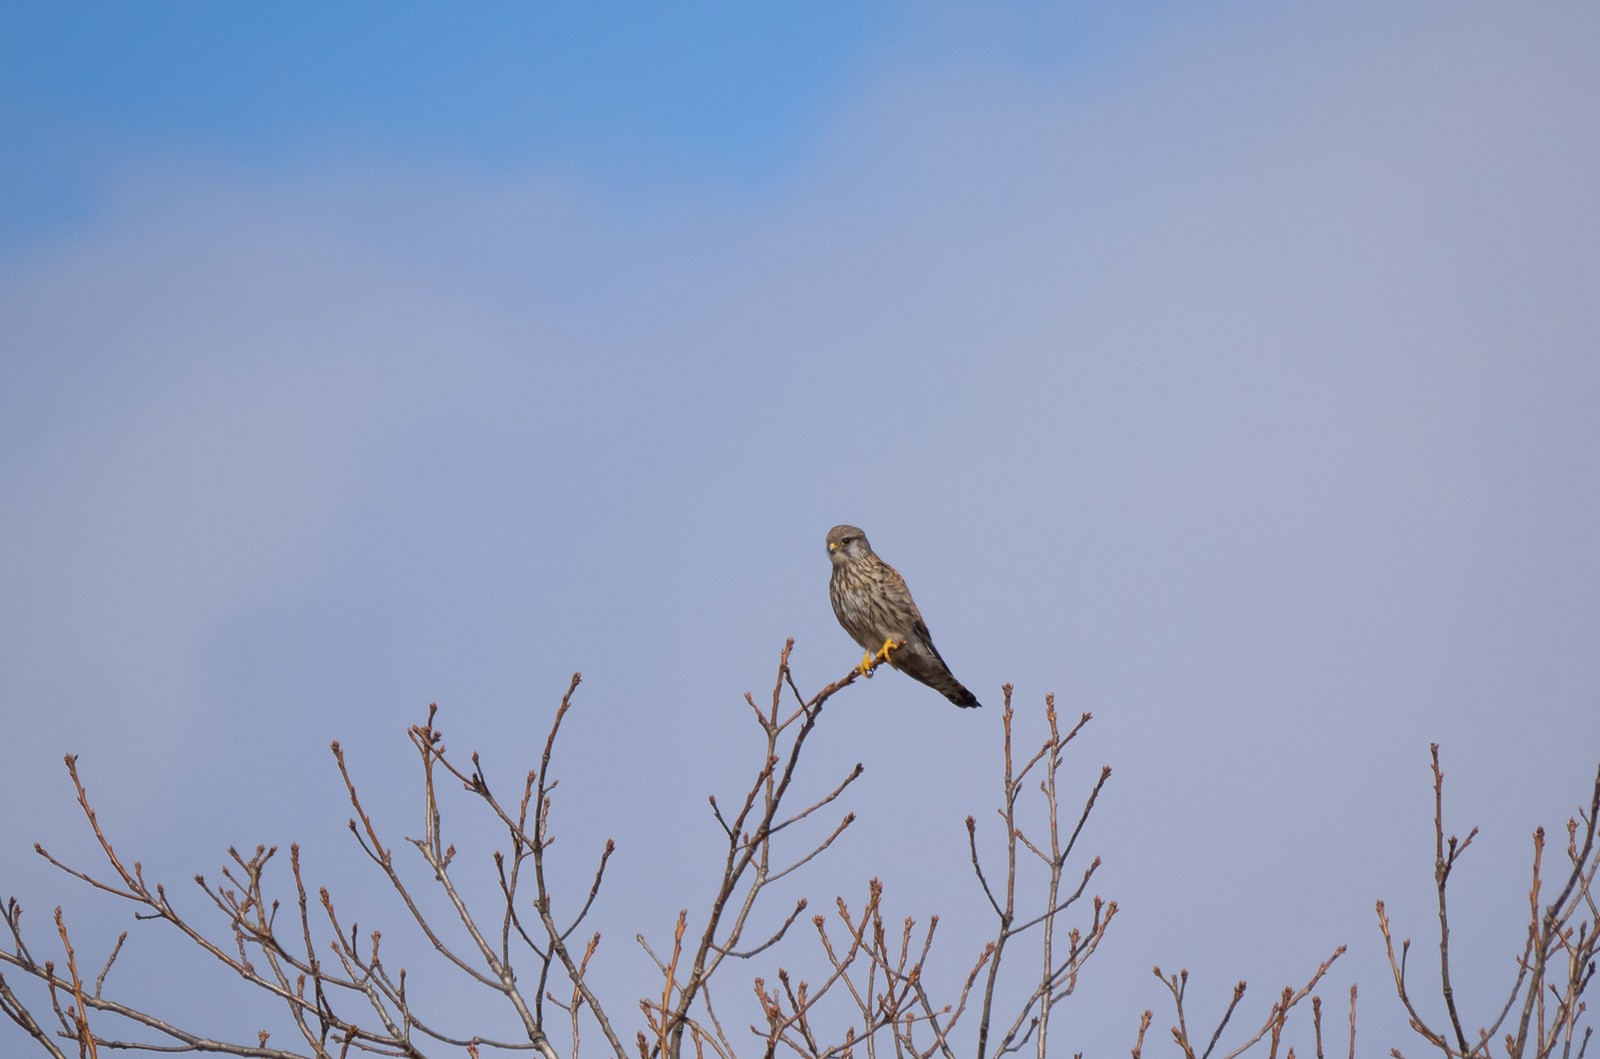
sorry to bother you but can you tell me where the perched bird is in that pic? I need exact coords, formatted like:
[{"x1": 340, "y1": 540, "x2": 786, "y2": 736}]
[{"x1": 826, "y1": 524, "x2": 981, "y2": 708}]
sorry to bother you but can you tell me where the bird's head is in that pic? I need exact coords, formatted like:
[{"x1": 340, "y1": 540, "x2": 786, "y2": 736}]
[{"x1": 825, "y1": 524, "x2": 871, "y2": 567}]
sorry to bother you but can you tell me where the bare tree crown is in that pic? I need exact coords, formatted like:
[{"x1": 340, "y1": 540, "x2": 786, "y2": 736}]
[{"x1": 3, "y1": 642, "x2": 1595, "y2": 1059}]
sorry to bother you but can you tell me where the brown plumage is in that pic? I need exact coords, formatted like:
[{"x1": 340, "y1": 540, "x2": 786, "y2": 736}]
[{"x1": 825, "y1": 524, "x2": 981, "y2": 708}]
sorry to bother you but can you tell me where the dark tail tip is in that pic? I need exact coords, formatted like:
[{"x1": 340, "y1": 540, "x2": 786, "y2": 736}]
[{"x1": 948, "y1": 686, "x2": 982, "y2": 708}]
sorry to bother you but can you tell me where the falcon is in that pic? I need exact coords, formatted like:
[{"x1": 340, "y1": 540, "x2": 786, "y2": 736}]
[{"x1": 826, "y1": 524, "x2": 981, "y2": 708}]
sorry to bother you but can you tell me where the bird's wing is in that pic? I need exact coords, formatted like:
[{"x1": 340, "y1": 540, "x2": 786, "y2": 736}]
[
  {"x1": 911, "y1": 616, "x2": 950, "y2": 665},
  {"x1": 877, "y1": 561, "x2": 919, "y2": 612}
]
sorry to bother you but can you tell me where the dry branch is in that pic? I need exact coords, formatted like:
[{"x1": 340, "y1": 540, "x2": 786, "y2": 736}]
[
  {"x1": 1377, "y1": 746, "x2": 1599, "y2": 1059},
  {"x1": 5, "y1": 641, "x2": 1120, "y2": 1059}
]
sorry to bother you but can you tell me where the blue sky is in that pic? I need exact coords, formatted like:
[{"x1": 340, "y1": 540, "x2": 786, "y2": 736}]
[
  {"x1": 3, "y1": 3, "x2": 1599, "y2": 1057},
  {"x1": 5, "y1": 1, "x2": 888, "y2": 247},
  {"x1": 0, "y1": 2, "x2": 1177, "y2": 251}
]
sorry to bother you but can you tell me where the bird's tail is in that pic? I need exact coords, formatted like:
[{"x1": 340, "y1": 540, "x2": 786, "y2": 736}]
[{"x1": 945, "y1": 683, "x2": 982, "y2": 708}]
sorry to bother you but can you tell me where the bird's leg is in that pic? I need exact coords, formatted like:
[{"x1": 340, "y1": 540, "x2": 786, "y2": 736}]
[{"x1": 856, "y1": 639, "x2": 903, "y2": 677}]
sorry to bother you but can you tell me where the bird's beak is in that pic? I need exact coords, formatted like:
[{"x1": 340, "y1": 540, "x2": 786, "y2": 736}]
[{"x1": 828, "y1": 542, "x2": 836, "y2": 551}]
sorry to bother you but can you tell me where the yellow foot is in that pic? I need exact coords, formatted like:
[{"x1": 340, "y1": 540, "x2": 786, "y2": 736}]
[{"x1": 857, "y1": 640, "x2": 904, "y2": 677}]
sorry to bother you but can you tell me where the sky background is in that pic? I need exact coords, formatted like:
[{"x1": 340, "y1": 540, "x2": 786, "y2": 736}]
[{"x1": 3, "y1": 2, "x2": 1600, "y2": 1056}]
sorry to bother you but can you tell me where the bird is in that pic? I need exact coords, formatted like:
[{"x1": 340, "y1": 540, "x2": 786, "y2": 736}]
[{"x1": 825, "y1": 524, "x2": 981, "y2": 708}]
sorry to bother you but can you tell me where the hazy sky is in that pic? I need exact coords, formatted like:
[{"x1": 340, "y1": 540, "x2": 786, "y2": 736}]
[{"x1": 3, "y1": 3, "x2": 1599, "y2": 1057}]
